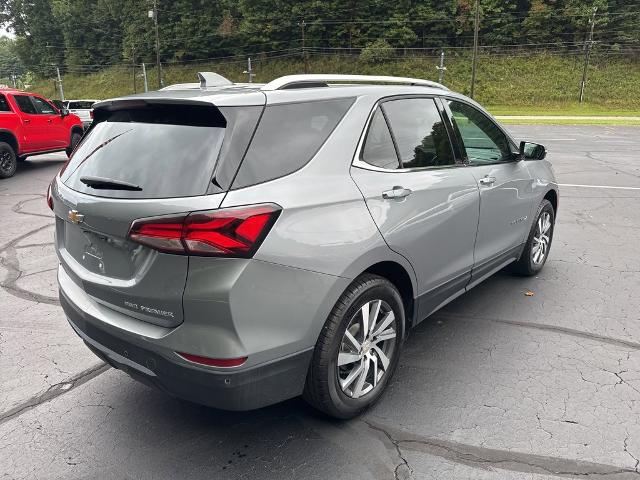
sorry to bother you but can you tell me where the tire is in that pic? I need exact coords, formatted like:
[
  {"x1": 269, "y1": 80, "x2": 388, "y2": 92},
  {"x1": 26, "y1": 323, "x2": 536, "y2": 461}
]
[
  {"x1": 510, "y1": 199, "x2": 555, "y2": 276},
  {"x1": 304, "y1": 274, "x2": 405, "y2": 419},
  {"x1": 66, "y1": 131, "x2": 82, "y2": 157},
  {"x1": 0, "y1": 142, "x2": 17, "y2": 179}
]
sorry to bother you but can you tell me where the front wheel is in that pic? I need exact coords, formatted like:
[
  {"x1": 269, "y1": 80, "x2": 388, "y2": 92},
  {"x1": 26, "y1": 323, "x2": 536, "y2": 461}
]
[
  {"x1": 0, "y1": 142, "x2": 17, "y2": 179},
  {"x1": 304, "y1": 274, "x2": 404, "y2": 419},
  {"x1": 66, "y1": 131, "x2": 82, "y2": 157},
  {"x1": 511, "y1": 199, "x2": 555, "y2": 276}
]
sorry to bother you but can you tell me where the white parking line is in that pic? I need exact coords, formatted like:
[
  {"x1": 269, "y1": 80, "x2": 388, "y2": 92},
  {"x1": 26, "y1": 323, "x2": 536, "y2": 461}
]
[
  {"x1": 535, "y1": 139, "x2": 577, "y2": 141},
  {"x1": 559, "y1": 183, "x2": 640, "y2": 191}
]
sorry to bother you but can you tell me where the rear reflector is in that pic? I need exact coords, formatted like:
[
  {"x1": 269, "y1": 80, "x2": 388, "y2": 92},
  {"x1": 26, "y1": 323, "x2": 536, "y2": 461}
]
[
  {"x1": 177, "y1": 352, "x2": 247, "y2": 368},
  {"x1": 128, "y1": 204, "x2": 280, "y2": 258}
]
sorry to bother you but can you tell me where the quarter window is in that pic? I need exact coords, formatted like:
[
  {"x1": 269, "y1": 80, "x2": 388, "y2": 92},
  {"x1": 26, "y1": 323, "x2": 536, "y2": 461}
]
[
  {"x1": 13, "y1": 95, "x2": 37, "y2": 114},
  {"x1": 382, "y1": 98, "x2": 455, "y2": 169},
  {"x1": 447, "y1": 100, "x2": 512, "y2": 165},
  {"x1": 361, "y1": 107, "x2": 399, "y2": 169},
  {"x1": 232, "y1": 98, "x2": 354, "y2": 189}
]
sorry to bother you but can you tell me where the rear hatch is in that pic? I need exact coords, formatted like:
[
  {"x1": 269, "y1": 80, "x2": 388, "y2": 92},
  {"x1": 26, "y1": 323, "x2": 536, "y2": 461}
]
[{"x1": 53, "y1": 97, "x2": 264, "y2": 327}]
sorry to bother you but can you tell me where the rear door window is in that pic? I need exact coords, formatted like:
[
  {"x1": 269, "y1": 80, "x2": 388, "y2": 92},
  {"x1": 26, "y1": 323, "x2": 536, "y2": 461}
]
[
  {"x1": 61, "y1": 103, "x2": 262, "y2": 199},
  {"x1": 13, "y1": 95, "x2": 37, "y2": 114},
  {"x1": 231, "y1": 98, "x2": 354, "y2": 189},
  {"x1": 382, "y1": 98, "x2": 455, "y2": 169},
  {"x1": 0, "y1": 94, "x2": 11, "y2": 112}
]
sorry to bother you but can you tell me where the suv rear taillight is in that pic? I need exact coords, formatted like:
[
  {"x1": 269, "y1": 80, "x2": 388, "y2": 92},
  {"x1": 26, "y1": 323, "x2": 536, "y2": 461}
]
[{"x1": 128, "y1": 204, "x2": 281, "y2": 258}]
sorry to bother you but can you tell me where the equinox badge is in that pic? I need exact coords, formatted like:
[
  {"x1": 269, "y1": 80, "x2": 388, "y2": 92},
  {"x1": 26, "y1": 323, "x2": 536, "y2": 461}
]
[{"x1": 68, "y1": 209, "x2": 84, "y2": 224}]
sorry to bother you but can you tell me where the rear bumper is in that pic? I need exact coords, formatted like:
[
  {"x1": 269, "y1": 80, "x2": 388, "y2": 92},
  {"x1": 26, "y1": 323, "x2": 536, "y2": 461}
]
[{"x1": 60, "y1": 290, "x2": 313, "y2": 411}]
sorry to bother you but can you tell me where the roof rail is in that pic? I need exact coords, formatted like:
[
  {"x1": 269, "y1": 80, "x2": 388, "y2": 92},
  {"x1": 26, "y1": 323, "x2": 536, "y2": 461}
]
[{"x1": 261, "y1": 74, "x2": 448, "y2": 91}]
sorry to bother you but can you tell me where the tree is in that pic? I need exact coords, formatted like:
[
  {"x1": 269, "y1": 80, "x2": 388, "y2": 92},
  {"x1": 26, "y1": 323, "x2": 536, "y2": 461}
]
[{"x1": 0, "y1": 0, "x2": 65, "y2": 74}]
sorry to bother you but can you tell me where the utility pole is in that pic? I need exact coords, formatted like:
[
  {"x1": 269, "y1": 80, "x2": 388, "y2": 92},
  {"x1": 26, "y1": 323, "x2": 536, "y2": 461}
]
[
  {"x1": 243, "y1": 57, "x2": 255, "y2": 83},
  {"x1": 56, "y1": 66, "x2": 65, "y2": 102},
  {"x1": 470, "y1": 0, "x2": 480, "y2": 99},
  {"x1": 149, "y1": 0, "x2": 162, "y2": 89},
  {"x1": 579, "y1": 6, "x2": 597, "y2": 103},
  {"x1": 436, "y1": 50, "x2": 447, "y2": 84},
  {"x1": 299, "y1": 19, "x2": 308, "y2": 74},
  {"x1": 131, "y1": 45, "x2": 137, "y2": 94},
  {"x1": 142, "y1": 62, "x2": 149, "y2": 92}
]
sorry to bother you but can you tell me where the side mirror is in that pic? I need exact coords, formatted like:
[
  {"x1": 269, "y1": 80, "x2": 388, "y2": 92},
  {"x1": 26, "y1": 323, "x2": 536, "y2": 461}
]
[
  {"x1": 60, "y1": 107, "x2": 69, "y2": 117},
  {"x1": 519, "y1": 141, "x2": 546, "y2": 160}
]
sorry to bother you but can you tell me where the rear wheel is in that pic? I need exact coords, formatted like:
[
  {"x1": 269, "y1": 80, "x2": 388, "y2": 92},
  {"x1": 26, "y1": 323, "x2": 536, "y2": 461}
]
[
  {"x1": 511, "y1": 199, "x2": 555, "y2": 276},
  {"x1": 66, "y1": 131, "x2": 82, "y2": 157},
  {"x1": 304, "y1": 274, "x2": 404, "y2": 419},
  {"x1": 0, "y1": 142, "x2": 17, "y2": 179}
]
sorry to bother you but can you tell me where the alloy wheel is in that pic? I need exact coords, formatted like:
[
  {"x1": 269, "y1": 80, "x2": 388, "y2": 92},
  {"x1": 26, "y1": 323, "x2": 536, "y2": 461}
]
[
  {"x1": 337, "y1": 299, "x2": 397, "y2": 399},
  {"x1": 532, "y1": 211, "x2": 552, "y2": 265}
]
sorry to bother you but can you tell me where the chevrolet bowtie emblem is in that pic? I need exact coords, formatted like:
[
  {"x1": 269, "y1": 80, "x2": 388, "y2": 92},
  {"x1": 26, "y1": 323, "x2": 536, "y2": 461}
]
[{"x1": 68, "y1": 209, "x2": 84, "y2": 224}]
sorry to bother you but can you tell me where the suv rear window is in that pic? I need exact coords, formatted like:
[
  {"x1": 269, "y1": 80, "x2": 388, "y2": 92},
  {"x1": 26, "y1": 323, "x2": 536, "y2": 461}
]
[
  {"x1": 68, "y1": 101, "x2": 96, "y2": 109},
  {"x1": 61, "y1": 103, "x2": 262, "y2": 199},
  {"x1": 231, "y1": 98, "x2": 354, "y2": 189}
]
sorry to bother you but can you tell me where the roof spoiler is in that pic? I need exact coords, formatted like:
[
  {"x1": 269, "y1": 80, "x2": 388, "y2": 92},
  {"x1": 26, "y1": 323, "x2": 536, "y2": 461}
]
[{"x1": 197, "y1": 72, "x2": 233, "y2": 90}]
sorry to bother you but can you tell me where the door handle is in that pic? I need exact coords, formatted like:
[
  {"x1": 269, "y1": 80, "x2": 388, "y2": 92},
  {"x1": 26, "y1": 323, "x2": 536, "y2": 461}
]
[
  {"x1": 24, "y1": 119, "x2": 30, "y2": 124},
  {"x1": 47, "y1": 119, "x2": 53, "y2": 123},
  {"x1": 479, "y1": 175, "x2": 496, "y2": 186},
  {"x1": 382, "y1": 186, "x2": 412, "y2": 200}
]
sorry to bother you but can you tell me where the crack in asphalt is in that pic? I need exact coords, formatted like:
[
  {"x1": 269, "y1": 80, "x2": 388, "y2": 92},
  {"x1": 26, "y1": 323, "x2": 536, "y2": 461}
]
[
  {"x1": 624, "y1": 437, "x2": 640, "y2": 473},
  {"x1": 365, "y1": 420, "x2": 413, "y2": 479},
  {"x1": 0, "y1": 222, "x2": 60, "y2": 305},
  {"x1": 11, "y1": 194, "x2": 54, "y2": 219},
  {"x1": 365, "y1": 420, "x2": 640, "y2": 478},
  {"x1": 0, "y1": 363, "x2": 109, "y2": 426},
  {"x1": 0, "y1": 194, "x2": 59, "y2": 305},
  {"x1": 440, "y1": 313, "x2": 640, "y2": 352}
]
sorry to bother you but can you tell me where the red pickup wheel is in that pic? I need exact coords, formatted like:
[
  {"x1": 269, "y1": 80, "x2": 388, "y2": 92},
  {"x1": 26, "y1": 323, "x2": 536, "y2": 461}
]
[
  {"x1": 0, "y1": 142, "x2": 17, "y2": 179},
  {"x1": 66, "y1": 131, "x2": 82, "y2": 158}
]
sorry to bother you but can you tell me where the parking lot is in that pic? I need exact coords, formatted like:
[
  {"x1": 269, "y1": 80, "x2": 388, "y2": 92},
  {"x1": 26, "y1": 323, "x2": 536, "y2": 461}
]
[{"x1": 1, "y1": 125, "x2": 639, "y2": 479}]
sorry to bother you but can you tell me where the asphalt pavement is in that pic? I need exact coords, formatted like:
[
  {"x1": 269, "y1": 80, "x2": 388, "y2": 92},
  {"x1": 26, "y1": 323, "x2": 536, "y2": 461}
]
[{"x1": 1, "y1": 126, "x2": 639, "y2": 479}]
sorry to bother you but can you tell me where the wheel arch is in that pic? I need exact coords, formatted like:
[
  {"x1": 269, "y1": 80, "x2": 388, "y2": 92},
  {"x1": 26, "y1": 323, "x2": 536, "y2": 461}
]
[
  {"x1": 363, "y1": 261, "x2": 416, "y2": 335},
  {"x1": 544, "y1": 188, "x2": 558, "y2": 215},
  {"x1": 0, "y1": 129, "x2": 19, "y2": 154}
]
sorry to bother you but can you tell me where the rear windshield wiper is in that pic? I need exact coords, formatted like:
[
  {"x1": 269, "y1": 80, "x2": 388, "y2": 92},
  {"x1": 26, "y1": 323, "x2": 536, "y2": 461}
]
[{"x1": 80, "y1": 176, "x2": 142, "y2": 191}]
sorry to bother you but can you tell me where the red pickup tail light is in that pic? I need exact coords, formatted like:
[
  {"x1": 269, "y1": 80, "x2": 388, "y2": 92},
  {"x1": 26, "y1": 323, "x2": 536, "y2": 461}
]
[{"x1": 128, "y1": 204, "x2": 281, "y2": 258}]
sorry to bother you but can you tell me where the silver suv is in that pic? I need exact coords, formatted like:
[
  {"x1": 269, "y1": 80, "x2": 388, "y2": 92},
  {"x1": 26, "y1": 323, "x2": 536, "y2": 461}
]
[{"x1": 51, "y1": 74, "x2": 558, "y2": 419}]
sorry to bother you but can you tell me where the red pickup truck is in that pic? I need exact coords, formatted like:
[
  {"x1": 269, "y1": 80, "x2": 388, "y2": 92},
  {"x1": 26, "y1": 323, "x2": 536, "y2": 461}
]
[{"x1": 0, "y1": 89, "x2": 84, "y2": 179}]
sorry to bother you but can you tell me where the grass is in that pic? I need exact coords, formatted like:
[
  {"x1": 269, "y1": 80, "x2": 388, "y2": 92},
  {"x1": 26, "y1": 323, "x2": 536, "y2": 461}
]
[
  {"x1": 497, "y1": 117, "x2": 640, "y2": 126},
  {"x1": 488, "y1": 104, "x2": 640, "y2": 116},
  {"x1": 20, "y1": 53, "x2": 640, "y2": 120}
]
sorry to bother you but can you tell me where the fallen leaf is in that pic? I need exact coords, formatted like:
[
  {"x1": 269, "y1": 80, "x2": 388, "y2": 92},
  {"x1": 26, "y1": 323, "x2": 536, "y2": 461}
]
[{"x1": 524, "y1": 291, "x2": 534, "y2": 297}]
